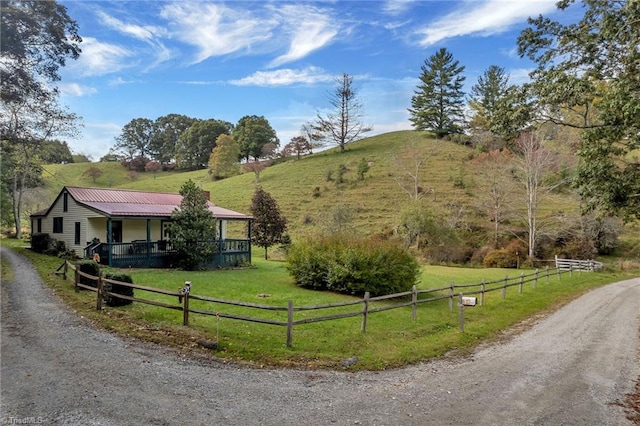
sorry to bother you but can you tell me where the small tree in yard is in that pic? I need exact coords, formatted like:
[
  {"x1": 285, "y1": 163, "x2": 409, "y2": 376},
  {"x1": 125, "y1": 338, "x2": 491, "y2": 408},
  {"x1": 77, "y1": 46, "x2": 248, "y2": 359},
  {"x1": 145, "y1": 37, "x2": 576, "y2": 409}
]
[
  {"x1": 250, "y1": 187, "x2": 287, "y2": 259},
  {"x1": 168, "y1": 179, "x2": 216, "y2": 270}
]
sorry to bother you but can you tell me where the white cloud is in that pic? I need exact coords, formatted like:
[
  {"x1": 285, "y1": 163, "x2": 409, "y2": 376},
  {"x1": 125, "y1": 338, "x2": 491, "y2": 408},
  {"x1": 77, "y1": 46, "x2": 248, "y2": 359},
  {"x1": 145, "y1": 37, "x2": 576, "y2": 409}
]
[
  {"x1": 96, "y1": 10, "x2": 173, "y2": 69},
  {"x1": 508, "y1": 67, "x2": 533, "y2": 85},
  {"x1": 59, "y1": 83, "x2": 97, "y2": 97},
  {"x1": 97, "y1": 10, "x2": 166, "y2": 41},
  {"x1": 268, "y1": 5, "x2": 339, "y2": 68},
  {"x1": 229, "y1": 67, "x2": 334, "y2": 87},
  {"x1": 415, "y1": 0, "x2": 558, "y2": 46},
  {"x1": 160, "y1": 2, "x2": 275, "y2": 64},
  {"x1": 383, "y1": 0, "x2": 415, "y2": 16},
  {"x1": 70, "y1": 37, "x2": 134, "y2": 77}
]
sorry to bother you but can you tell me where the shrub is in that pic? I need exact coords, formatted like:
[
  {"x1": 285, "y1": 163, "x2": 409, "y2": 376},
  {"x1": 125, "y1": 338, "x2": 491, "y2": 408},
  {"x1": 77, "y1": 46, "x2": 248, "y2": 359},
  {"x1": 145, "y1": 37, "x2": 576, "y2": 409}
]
[
  {"x1": 483, "y1": 248, "x2": 517, "y2": 268},
  {"x1": 31, "y1": 233, "x2": 53, "y2": 253},
  {"x1": 103, "y1": 272, "x2": 134, "y2": 306},
  {"x1": 287, "y1": 235, "x2": 420, "y2": 297},
  {"x1": 75, "y1": 260, "x2": 100, "y2": 288}
]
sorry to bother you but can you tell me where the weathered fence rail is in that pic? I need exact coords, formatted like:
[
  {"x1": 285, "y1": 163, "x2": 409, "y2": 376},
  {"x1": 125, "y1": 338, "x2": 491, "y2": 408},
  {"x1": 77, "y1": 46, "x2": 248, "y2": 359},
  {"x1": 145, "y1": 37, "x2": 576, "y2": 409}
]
[
  {"x1": 59, "y1": 259, "x2": 597, "y2": 347},
  {"x1": 555, "y1": 255, "x2": 603, "y2": 272}
]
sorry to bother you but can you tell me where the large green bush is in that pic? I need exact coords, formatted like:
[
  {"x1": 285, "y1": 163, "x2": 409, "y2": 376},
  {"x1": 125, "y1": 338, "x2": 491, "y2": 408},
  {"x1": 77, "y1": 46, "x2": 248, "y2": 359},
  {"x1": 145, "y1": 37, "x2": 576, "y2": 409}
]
[
  {"x1": 103, "y1": 272, "x2": 134, "y2": 307},
  {"x1": 75, "y1": 260, "x2": 100, "y2": 287},
  {"x1": 287, "y1": 235, "x2": 420, "y2": 297},
  {"x1": 30, "y1": 233, "x2": 53, "y2": 253}
]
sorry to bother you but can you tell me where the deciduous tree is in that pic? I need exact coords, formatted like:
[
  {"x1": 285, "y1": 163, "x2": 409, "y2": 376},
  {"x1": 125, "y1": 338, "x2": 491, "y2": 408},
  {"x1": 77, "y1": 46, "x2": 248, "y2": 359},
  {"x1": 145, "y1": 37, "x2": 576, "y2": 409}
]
[
  {"x1": 150, "y1": 114, "x2": 197, "y2": 164},
  {"x1": 208, "y1": 134, "x2": 241, "y2": 180},
  {"x1": 409, "y1": 48, "x2": 466, "y2": 138},
  {"x1": 176, "y1": 119, "x2": 233, "y2": 170},
  {"x1": 313, "y1": 73, "x2": 372, "y2": 153},
  {"x1": 517, "y1": 0, "x2": 640, "y2": 220},
  {"x1": 232, "y1": 115, "x2": 279, "y2": 162},
  {"x1": 0, "y1": 0, "x2": 82, "y2": 238}
]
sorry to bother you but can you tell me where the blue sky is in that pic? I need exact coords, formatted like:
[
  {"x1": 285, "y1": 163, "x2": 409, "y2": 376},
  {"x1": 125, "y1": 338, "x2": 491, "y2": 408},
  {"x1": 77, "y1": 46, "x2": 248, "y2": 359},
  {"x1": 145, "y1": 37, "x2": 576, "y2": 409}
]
[{"x1": 58, "y1": 0, "x2": 570, "y2": 160}]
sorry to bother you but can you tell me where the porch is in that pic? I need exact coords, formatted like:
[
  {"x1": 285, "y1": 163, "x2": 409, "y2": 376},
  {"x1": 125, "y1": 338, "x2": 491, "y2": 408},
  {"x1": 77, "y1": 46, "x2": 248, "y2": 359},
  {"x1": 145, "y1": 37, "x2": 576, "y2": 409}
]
[{"x1": 85, "y1": 239, "x2": 251, "y2": 269}]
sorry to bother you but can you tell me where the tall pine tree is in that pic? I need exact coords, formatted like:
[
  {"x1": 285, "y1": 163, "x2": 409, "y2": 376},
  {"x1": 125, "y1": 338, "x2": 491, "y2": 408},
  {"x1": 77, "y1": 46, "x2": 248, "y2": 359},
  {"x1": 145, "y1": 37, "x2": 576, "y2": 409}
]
[
  {"x1": 250, "y1": 187, "x2": 287, "y2": 260},
  {"x1": 409, "y1": 48, "x2": 466, "y2": 138}
]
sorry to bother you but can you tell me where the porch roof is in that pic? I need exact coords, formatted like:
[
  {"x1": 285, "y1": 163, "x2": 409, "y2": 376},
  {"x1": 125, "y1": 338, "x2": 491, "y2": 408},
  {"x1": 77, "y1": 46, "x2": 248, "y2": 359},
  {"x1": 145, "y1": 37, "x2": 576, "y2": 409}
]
[{"x1": 51, "y1": 186, "x2": 251, "y2": 220}]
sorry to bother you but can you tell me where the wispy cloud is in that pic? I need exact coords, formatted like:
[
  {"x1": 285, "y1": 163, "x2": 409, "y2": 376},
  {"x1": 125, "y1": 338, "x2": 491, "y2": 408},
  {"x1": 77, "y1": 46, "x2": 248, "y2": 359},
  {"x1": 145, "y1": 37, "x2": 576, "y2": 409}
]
[
  {"x1": 415, "y1": 0, "x2": 557, "y2": 46},
  {"x1": 97, "y1": 10, "x2": 167, "y2": 41},
  {"x1": 69, "y1": 37, "x2": 134, "y2": 77},
  {"x1": 59, "y1": 83, "x2": 97, "y2": 97},
  {"x1": 97, "y1": 10, "x2": 173, "y2": 69},
  {"x1": 160, "y1": 2, "x2": 275, "y2": 64},
  {"x1": 383, "y1": 0, "x2": 415, "y2": 16},
  {"x1": 229, "y1": 67, "x2": 334, "y2": 87},
  {"x1": 268, "y1": 5, "x2": 339, "y2": 68}
]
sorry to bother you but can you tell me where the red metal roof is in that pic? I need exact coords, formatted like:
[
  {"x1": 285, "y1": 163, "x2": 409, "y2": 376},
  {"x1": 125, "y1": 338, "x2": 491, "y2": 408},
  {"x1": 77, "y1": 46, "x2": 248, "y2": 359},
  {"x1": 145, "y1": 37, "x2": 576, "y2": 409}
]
[{"x1": 65, "y1": 187, "x2": 251, "y2": 219}]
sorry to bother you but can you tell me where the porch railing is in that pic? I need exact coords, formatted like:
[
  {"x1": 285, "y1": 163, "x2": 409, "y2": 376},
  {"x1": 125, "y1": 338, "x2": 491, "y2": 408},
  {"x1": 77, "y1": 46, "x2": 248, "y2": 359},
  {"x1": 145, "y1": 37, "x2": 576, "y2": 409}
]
[{"x1": 85, "y1": 239, "x2": 251, "y2": 269}]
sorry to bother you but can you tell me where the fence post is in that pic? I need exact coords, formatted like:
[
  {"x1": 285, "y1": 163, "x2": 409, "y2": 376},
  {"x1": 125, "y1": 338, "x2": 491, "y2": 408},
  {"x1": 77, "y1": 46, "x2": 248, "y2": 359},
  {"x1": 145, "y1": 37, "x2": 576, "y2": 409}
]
[
  {"x1": 502, "y1": 275, "x2": 508, "y2": 300},
  {"x1": 74, "y1": 265, "x2": 79, "y2": 293},
  {"x1": 546, "y1": 265, "x2": 550, "y2": 284},
  {"x1": 449, "y1": 281, "x2": 455, "y2": 312},
  {"x1": 96, "y1": 273, "x2": 103, "y2": 311},
  {"x1": 63, "y1": 260, "x2": 68, "y2": 280},
  {"x1": 361, "y1": 291, "x2": 370, "y2": 333},
  {"x1": 557, "y1": 265, "x2": 561, "y2": 280},
  {"x1": 534, "y1": 269, "x2": 539, "y2": 289},
  {"x1": 287, "y1": 300, "x2": 293, "y2": 348},
  {"x1": 519, "y1": 273, "x2": 524, "y2": 294},
  {"x1": 411, "y1": 285, "x2": 417, "y2": 322},
  {"x1": 182, "y1": 281, "x2": 191, "y2": 326},
  {"x1": 458, "y1": 293, "x2": 464, "y2": 333},
  {"x1": 569, "y1": 264, "x2": 573, "y2": 278},
  {"x1": 480, "y1": 279, "x2": 485, "y2": 306}
]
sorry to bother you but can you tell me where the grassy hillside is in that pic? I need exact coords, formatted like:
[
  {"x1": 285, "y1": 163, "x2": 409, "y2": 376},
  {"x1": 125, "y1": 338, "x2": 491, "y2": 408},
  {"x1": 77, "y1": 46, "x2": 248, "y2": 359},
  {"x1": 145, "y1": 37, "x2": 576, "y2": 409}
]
[{"x1": 42, "y1": 130, "x2": 582, "y2": 241}]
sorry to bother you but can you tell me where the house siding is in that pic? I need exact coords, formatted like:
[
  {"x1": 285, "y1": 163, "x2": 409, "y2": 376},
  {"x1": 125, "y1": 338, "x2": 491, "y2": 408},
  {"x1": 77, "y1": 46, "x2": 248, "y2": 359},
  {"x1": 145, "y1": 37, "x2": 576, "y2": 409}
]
[{"x1": 42, "y1": 189, "x2": 90, "y2": 255}]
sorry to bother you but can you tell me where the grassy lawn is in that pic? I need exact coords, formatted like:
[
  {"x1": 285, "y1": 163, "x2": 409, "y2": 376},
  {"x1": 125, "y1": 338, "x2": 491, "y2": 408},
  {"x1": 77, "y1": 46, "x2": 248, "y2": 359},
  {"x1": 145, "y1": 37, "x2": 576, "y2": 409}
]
[{"x1": 2, "y1": 238, "x2": 637, "y2": 370}]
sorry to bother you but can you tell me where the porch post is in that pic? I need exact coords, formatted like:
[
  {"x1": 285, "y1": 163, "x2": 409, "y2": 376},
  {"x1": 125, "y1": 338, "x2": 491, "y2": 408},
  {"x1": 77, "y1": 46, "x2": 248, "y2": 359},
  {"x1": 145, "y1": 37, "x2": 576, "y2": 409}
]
[
  {"x1": 248, "y1": 220, "x2": 252, "y2": 264},
  {"x1": 107, "y1": 218, "x2": 113, "y2": 266},
  {"x1": 146, "y1": 219, "x2": 151, "y2": 263}
]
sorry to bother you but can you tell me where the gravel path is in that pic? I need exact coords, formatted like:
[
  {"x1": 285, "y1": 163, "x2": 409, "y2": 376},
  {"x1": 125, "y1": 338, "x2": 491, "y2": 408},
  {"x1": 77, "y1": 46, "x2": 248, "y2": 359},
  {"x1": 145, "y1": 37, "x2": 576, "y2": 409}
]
[{"x1": 1, "y1": 246, "x2": 638, "y2": 425}]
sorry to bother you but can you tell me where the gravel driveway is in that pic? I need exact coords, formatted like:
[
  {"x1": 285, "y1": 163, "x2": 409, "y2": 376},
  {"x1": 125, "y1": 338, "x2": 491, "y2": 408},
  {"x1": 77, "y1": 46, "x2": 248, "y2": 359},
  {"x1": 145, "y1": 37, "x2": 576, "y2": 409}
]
[{"x1": 1, "y1": 246, "x2": 638, "y2": 425}]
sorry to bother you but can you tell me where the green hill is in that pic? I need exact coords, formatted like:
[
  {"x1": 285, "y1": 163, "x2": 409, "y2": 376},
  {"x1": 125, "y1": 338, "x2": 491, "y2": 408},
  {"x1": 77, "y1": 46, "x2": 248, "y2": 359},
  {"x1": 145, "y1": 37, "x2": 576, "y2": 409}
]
[{"x1": 42, "y1": 130, "x2": 582, "y2": 244}]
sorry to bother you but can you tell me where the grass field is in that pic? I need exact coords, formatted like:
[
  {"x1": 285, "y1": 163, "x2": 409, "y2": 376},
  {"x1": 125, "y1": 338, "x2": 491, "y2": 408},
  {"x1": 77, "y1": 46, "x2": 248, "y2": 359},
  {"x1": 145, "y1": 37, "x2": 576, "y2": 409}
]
[{"x1": 3, "y1": 238, "x2": 636, "y2": 370}]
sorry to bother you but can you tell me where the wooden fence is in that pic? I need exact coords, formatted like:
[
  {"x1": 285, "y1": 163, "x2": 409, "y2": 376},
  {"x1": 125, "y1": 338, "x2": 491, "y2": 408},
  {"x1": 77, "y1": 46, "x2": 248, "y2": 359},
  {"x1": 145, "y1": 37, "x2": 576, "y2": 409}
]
[
  {"x1": 57, "y1": 260, "x2": 595, "y2": 347},
  {"x1": 555, "y1": 255, "x2": 603, "y2": 272}
]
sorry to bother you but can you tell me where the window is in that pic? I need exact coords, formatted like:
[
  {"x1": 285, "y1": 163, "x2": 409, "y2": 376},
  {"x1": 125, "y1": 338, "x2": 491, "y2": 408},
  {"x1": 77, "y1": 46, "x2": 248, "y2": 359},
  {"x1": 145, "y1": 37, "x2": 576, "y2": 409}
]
[
  {"x1": 74, "y1": 222, "x2": 81, "y2": 245},
  {"x1": 37, "y1": 219, "x2": 42, "y2": 233},
  {"x1": 53, "y1": 217, "x2": 63, "y2": 233},
  {"x1": 63, "y1": 193, "x2": 68, "y2": 212}
]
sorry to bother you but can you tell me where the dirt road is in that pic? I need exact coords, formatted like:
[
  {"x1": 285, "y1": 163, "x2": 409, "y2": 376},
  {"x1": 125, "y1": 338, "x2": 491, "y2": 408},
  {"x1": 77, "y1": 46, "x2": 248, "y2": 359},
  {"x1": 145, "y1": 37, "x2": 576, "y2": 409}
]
[{"x1": 1, "y1": 246, "x2": 638, "y2": 425}]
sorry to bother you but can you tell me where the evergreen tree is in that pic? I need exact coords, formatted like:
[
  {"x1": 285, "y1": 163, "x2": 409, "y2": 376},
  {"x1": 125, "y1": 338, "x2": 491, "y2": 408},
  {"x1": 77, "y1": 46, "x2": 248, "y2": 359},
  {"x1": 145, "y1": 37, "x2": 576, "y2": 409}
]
[
  {"x1": 469, "y1": 65, "x2": 509, "y2": 132},
  {"x1": 409, "y1": 48, "x2": 466, "y2": 138},
  {"x1": 313, "y1": 73, "x2": 372, "y2": 153},
  {"x1": 250, "y1": 187, "x2": 287, "y2": 260},
  {"x1": 168, "y1": 179, "x2": 216, "y2": 270}
]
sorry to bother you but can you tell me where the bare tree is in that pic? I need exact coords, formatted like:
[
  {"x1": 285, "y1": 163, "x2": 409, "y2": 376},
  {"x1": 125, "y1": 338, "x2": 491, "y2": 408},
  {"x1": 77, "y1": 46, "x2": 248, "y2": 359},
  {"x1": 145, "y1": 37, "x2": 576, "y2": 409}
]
[
  {"x1": 390, "y1": 138, "x2": 438, "y2": 201},
  {"x1": 472, "y1": 149, "x2": 516, "y2": 247},
  {"x1": 314, "y1": 73, "x2": 372, "y2": 153},
  {"x1": 512, "y1": 132, "x2": 565, "y2": 261}
]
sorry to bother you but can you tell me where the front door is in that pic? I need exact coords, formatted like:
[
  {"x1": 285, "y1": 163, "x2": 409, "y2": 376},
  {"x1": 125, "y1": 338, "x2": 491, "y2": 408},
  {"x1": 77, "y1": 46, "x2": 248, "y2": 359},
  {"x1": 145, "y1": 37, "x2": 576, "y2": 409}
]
[{"x1": 109, "y1": 220, "x2": 123, "y2": 243}]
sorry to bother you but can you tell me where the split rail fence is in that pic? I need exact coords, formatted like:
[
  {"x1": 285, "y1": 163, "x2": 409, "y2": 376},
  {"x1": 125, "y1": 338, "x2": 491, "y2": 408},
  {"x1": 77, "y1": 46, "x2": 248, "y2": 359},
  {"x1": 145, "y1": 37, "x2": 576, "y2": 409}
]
[{"x1": 57, "y1": 258, "x2": 598, "y2": 347}]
